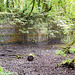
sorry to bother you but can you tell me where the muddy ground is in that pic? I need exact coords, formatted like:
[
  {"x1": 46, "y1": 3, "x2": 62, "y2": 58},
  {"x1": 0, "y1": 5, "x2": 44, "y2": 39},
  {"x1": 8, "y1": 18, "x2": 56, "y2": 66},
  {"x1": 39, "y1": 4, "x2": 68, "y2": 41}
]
[{"x1": 0, "y1": 44, "x2": 75, "y2": 75}]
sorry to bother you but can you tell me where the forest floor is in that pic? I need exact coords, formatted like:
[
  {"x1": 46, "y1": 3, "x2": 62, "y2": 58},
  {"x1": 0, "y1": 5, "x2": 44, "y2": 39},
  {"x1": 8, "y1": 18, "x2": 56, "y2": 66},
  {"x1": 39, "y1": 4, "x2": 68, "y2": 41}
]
[{"x1": 0, "y1": 44, "x2": 75, "y2": 75}]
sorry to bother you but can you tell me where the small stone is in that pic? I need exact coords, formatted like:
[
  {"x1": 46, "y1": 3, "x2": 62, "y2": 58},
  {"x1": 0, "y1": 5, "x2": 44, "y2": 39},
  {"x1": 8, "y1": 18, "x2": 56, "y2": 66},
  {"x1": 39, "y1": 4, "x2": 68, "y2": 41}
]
[{"x1": 27, "y1": 56, "x2": 34, "y2": 61}]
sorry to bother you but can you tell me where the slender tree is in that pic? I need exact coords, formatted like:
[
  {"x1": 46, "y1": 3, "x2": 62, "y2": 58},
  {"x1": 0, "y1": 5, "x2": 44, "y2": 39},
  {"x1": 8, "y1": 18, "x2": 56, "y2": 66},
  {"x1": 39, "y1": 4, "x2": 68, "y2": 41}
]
[
  {"x1": 28, "y1": 0, "x2": 35, "y2": 16},
  {"x1": 6, "y1": 0, "x2": 9, "y2": 8},
  {"x1": 38, "y1": 0, "x2": 40, "y2": 7},
  {"x1": 12, "y1": 0, "x2": 14, "y2": 8}
]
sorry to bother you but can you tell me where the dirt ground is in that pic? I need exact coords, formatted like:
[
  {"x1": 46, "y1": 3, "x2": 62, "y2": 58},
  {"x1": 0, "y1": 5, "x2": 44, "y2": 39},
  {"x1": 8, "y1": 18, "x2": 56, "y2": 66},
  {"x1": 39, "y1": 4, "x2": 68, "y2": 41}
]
[{"x1": 0, "y1": 44, "x2": 75, "y2": 75}]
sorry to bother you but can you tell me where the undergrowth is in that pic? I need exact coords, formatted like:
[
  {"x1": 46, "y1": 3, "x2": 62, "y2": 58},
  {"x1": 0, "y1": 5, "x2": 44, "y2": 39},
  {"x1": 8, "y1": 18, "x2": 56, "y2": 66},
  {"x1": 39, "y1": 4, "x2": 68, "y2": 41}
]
[
  {"x1": 56, "y1": 47, "x2": 75, "y2": 68},
  {"x1": 58, "y1": 58, "x2": 75, "y2": 69},
  {"x1": 69, "y1": 47, "x2": 75, "y2": 54},
  {"x1": 56, "y1": 47, "x2": 75, "y2": 57},
  {"x1": 56, "y1": 50, "x2": 66, "y2": 57}
]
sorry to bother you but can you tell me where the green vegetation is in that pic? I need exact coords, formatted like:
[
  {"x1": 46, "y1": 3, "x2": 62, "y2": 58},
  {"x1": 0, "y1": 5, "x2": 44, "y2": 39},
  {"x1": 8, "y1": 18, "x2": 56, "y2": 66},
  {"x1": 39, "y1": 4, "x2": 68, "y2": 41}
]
[
  {"x1": 56, "y1": 50, "x2": 66, "y2": 57},
  {"x1": 0, "y1": 0, "x2": 75, "y2": 69},
  {"x1": 70, "y1": 47, "x2": 75, "y2": 54},
  {"x1": 0, "y1": 0, "x2": 75, "y2": 39},
  {"x1": 59, "y1": 58, "x2": 75, "y2": 69},
  {"x1": 56, "y1": 37, "x2": 75, "y2": 56},
  {"x1": 0, "y1": 66, "x2": 13, "y2": 75},
  {"x1": 56, "y1": 47, "x2": 75, "y2": 55}
]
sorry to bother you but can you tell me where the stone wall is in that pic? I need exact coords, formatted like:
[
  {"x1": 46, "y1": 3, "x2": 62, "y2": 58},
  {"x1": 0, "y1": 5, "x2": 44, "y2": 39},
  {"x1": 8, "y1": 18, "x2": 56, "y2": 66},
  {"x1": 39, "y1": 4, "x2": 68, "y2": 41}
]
[
  {"x1": 0, "y1": 23, "x2": 48, "y2": 44},
  {"x1": 0, "y1": 22, "x2": 26, "y2": 44},
  {"x1": 0, "y1": 13, "x2": 62, "y2": 45}
]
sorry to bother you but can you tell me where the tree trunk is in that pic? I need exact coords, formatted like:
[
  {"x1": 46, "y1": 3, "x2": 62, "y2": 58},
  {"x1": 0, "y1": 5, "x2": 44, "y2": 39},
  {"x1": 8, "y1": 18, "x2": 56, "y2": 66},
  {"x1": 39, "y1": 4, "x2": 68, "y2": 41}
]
[{"x1": 28, "y1": 0, "x2": 35, "y2": 16}]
